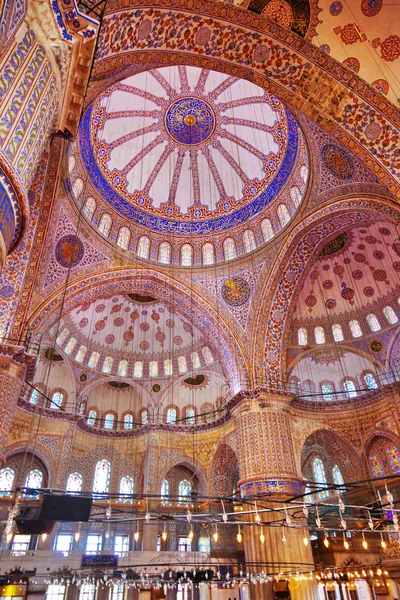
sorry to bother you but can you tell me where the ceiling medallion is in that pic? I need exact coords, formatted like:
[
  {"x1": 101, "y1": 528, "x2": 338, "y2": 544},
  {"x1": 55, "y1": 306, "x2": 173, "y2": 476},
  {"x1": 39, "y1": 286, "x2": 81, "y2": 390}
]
[{"x1": 165, "y1": 97, "x2": 215, "y2": 145}]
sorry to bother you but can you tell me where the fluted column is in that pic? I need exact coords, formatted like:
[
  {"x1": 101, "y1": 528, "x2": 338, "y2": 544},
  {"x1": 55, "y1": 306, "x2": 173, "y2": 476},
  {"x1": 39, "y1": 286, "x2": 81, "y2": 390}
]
[
  {"x1": 232, "y1": 391, "x2": 318, "y2": 600},
  {"x1": 0, "y1": 354, "x2": 26, "y2": 466}
]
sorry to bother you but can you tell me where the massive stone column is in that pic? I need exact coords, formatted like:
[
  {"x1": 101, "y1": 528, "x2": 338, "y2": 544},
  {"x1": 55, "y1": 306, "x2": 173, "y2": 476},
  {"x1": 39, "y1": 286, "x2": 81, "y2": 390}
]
[
  {"x1": 0, "y1": 351, "x2": 27, "y2": 466},
  {"x1": 231, "y1": 390, "x2": 318, "y2": 600}
]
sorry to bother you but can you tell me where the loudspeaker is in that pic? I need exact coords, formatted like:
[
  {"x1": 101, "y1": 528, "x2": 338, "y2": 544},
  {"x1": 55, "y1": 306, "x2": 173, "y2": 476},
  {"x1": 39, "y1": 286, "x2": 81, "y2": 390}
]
[
  {"x1": 273, "y1": 581, "x2": 290, "y2": 599},
  {"x1": 40, "y1": 494, "x2": 93, "y2": 522},
  {"x1": 16, "y1": 506, "x2": 55, "y2": 535}
]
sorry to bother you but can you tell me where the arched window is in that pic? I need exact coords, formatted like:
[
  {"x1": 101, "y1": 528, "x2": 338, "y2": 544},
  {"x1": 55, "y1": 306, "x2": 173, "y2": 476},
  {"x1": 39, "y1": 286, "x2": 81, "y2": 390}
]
[
  {"x1": 118, "y1": 360, "x2": 128, "y2": 377},
  {"x1": 178, "y1": 479, "x2": 192, "y2": 504},
  {"x1": 87, "y1": 410, "x2": 97, "y2": 426},
  {"x1": 332, "y1": 465, "x2": 345, "y2": 490},
  {"x1": 181, "y1": 244, "x2": 193, "y2": 266},
  {"x1": 261, "y1": 218, "x2": 275, "y2": 242},
  {"x1": 332, "y1": 324, "x2": 344, "y2": 342},
  {"x1": 303, "y1": 380, "x2": 314, "y2": 395},
  {"x1": 30, "y1": 388, "x2": 40, "y2": 405},
  {"x1": 102, "y1": 356, "x2": 113, "y2": 374},
  {"x1": 202, "y1": 346, "x2": 213, "y2": 365},
  {"x1": 290, "y1": 186, "x2": 302, "y2": 207},
  {"x1": 25, "y1": 469, "x2": 43, "y2": 491},
  {"x1": 370, "y1": 453, "x2": 385, "y2": 477},
  {"x1": 141, "y1": 410, "x2": 148, "y2": 425},
  {"x1": 0, "y1": 467, "x2": 14, "y2": 496},
  {"x1": 161, "y1": 479, "x2": 169, "y2": 504},
  {"x1": 83, "y1": 197, "x2": 96, "y2": 221},
  {"x1": 98, "y1": 214, "x2": 112, "y2": 237},
  {"x1": 314, "y1": 326, "x2": 325, "y2": 345},
  {"x1": 66, "y1": 472, "x2": 82, "y2": 493},
  {"x1": 117, "y1": 227, "x2": 131, "y2": 250},
  {"x1": 383, "y1": 306, "x2": 398, "y2": 325},
  {"x1": 93, "y1": 459, "x2": 111, "y2": 495},
  {"x1": 134, "y1": 361, "x2": 143, "y2": 378},
  {"x1": 166, "y1": 407, "x2": 177, "y2": 424},
  {"x1": 191, "y1": 351, "x2": 200, "y2": 369},
  {"x1": 164, "y1": 359, "x2": 173, "y2": 376},
  {"x1": 124, "y1": 414, "x2": 133, "y2": 430},
  {"x1": 72, "y1": 178, "x2": 83, "y2": 198},
  {"x1": 65, "y1": 337, "x2": 76, "y2": 355},
  {"x1": 137, "y1": 236, "x2": 150, "y2": 259},
  {"x1": 68, "y1": 155, "x2": 76, "y2": 174},
  {"x1": 223, "y1": 237, "x2": 237, "y2": 261},
  {"x1": 202, "y1": 242, "x2": 215, "y2": 265},
  {"x1": 300, "y1": 164, "x2": 308, "y2": 184},
  {"x1": 186, "y1": 408, "x2": 195, "y2": 425},
  {"x1": 312, "y1": 458, "x2": 328, "y2": 499},
  {"x1": 367, "y1": 313, "x2": 381, "y2": 332},
  {"x1": 387, "y1": 446, "x2": 400, "y2": 473},
  {"x1": 349, "y1": 319, "x2": 362, "y2": 338},
  {"x1": 178, "y1": 356, "x2": 187, "y2": 373},
  {"x1": 51, "y1": 391, "x2": 63, "y2": 409},
  {"x1": 119, "y1": 476, "x2": 134, "y2": 502},
  {"x1": 344, "y1": 379, "x2": 357, "y2": 398},
  {"x1": 298, "y1": 328, "x2": 307, "y2": 346},
  {"x1": 76, "y1": 345, "x2": 87, "y2": 363},
  {"x1": 364, "y1": 372, "x2": 378, "y2": 390},
  {"x1": 158, "y1": 242, "x2": 171, "y2": 265},
  {"x1": 149, "y1": 360, "x2": 158, "y2": 377},
  {"x1": 277, "y1": 204, "x2": 290, "y2": 227},
  {"x1": 104, "y1": 413, "x2": 114, "y2": 429},
  {"x1": 321, "y1": 382, "x2": 334, "y2": 401},
  {"x1": 243, "y1": 229, "x2": 256, "y2": 253},
  {"x1": 56, "y1": 327, "x2": 69, "y2": 346},
  {"x1": 88, "y1": 351, "x2": 100, "y2": 369}
]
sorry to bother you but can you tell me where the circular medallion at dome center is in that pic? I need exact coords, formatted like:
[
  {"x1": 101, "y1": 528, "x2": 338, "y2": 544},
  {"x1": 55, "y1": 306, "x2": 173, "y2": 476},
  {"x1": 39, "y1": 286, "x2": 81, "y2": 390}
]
[{"x1": 165, "y1": 97, "x2": 215, "y2": 145}]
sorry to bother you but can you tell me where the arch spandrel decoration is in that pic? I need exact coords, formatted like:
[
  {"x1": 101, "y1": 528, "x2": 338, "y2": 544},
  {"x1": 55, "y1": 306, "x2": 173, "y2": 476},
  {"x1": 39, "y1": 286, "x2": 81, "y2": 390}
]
[{"x1": 89, "y1": 0, "x2": 400, "y2": 198}]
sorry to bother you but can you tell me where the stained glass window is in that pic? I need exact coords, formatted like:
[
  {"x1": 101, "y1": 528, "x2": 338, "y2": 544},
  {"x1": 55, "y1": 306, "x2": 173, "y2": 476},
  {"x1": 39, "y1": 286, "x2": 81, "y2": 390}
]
[
  {"x1": 0, "y1": 467, "x2": 14, "y2": 496},
  {"x1": 79, "y1": 584, "x2": 95, "y2": 600},
  {"x1": 68, "y1": 155, "x2": 76, "y2": 174},
  {"x1": 202, "y1": 242, "x2": 215, "y2": 265},
  {"x1": 83, "y1": 197, "x2": 96, "y2": 221},
  {"x1": 277, "y1": 204, "x2": 290, "y2": 227},
  {"x1": 76, "y1": 345, "x2": 87, "y2": 363},
  {"x1": 290, "y1": 186, "x2": 302, "y2": 207},
  {"x1": 322, "y1": 382, "x2": 334, "y2": 401},
  {"x1": 298, "y1": 328, "x2": 307, "y2": 346},
  {"x1": 300, "y1": 164, "x2": 308, "y2": 183},
  {"x1": 118, "y1": 360, "x2": 128, "y2": 377},
  {"x1": 387, "y1": 446, "x2": 400, "y2": 473},
  {"x1": 367, "y1": 313, "x2": 381, "y2": 332},
  {"x1": 191, "y1": 351, "x2": 200, "y2": 369},
  {"x1": 364, "y1": 373, "x2": 378, "y2": 390},
  {"x1": 87, "y1": 410, "x2": 97, "y2": 427},
  {"x1": 223, "y1": 238, "x2": 236, "y2": 261},
  {"x1": 202, "y1": 346, "x2": 213, "y2": 365},
  {"x1": 98, "y1": 214, "x2": 112, "y2": 237},
  {"x1": 383, "y1": 306, "x2": 398, "y2": 325},
  {"x1": 332, "y1": 465, "x2": 345, "y2": 490},
  {"x1": 186, "y1": 408, "x2": 195, "y2": 425},
  {"x1": 51, "y1": 391, "x2": 63, "y2": 409},
  {"x1": 102, "y1": 356, "x2": 113, "y2": 374},
  {"x1": 370, "y1": 453, "x2": 385, "y2": 477},
  {"x1": 149, "y1": 360, "x2": 158, "y2": 377},
  {"x1": 134, "y1": 361, "x2": 143, "y2": 378},
  {"x1": 93, "y1": 459, "x2": 111, "y2": 495},
  {"x1": 166, "y1": 407, "x2": 177, "y2": 424},
  {"x1": 164, "y1": 359, "x2": 173, "y2": 376},
  {"x1": 178, "y1": 356, "x2": 187, "y2": 373},
  {"x1": 178, "y1": 479, "x2": 192, "y2": 504},
  {"x1": 66, "y1": 472, "x2": 82, "y2": 493},
  {"x1": 161, "y1": 479, "x2": 169, "y2": 504},
  {"x1": 141, "y1": 410, "x2": 148, "y2": 425},
  {"x1": 303, "y1": 380, "x2": 314, "y2": 395},
  {"x1": 312, "y1": 458, "x2": 328, "y2": 499},
  {"x1": 261, "y1": 218, "x2": 274, "y2": 242},
  {"x1": 181, "y1": 244, "x2": 193, "y2": 266},
  {"x1": 25, "y1": 469, "x2": 43, "y2": 491},
  {"x1": 72, "y1": 178, "x2": 83, "y2": 199},
  {"x1": 332, "y1": 324, "x2": 344, "y2": 342},
  {"x1": 88, "y1": 351, "x2": 100, "y2": 369},
  {"x1": 344, "y1": 379, "x2": 357, "y2": 398},
  {"x1": 119, "y1": 476, "x2": 134, "y2": 502},
  {"x1": 124, "y1": 414, "x2": 133, "y2": 430},
  {"x1": 117, "y1": 227, "x2": 130, "y2": 250},
  {"x1": 243, "y1": 229, "x2": 256, "y2": 253},
  {"x1": 314, "y1": 326, "x2": 326, "y2": 345},
  {"x1": 30, "y1": 388, "x2": 40, "y2": 405},
  {"x1": 137, "y1": 236, "x2": 150, "y2": 259},
  {"x1": 56, "y1": 328, "x2": 69, "y2": 346},
  {"x1": 158, "y1": 242, "x2": 171, "y2": 264},
  {"x1": 65, "y1": 337, "x2": 76, "y2": 355},
  {"x1": 104, "y1": 413, "x2": 114, "y2": 430},
  {"x1": 349, "y1": 319, "x2": 362, "y2": 338}
]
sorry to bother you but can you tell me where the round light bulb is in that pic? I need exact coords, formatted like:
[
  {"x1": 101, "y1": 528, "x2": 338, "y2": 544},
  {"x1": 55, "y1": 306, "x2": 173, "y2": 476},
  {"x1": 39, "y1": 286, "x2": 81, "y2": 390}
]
[
  {"x1": 74, "y1": 531, "x2": 80, "y2": 542},
  {"x1": 368, "y1": 517, "x2": 374, "y2": 530},
  {"x1": 162, "y1": 530, "x2": 168, "y2": 541},
  {"x1": 323, "y1": 537, "x2": 329, "y2": 548},
  {"x1": 213, "y1": 530, "x2": 219, "y2": 543},
  {"x1": 344, "y1": 540, "x2": 349, "y2": 550},
  {"x1": 236, "y1": 531, "x2": 243, "y2": 543},
  {"x1": 134, "y1": 531, "x2": 140, "y2": 542},
  {"x1": 260, "y1": 532, "x2": 265, "y2": 544},
  {"x1": 381, "y1": 539, "x2": 387, "y2": 549},
  {"x1": 377, "y1": 569, "x2": 382, "y2": 576},
  {"x1": 362, "y1": 539, "x2": 368, "y2": 550},
  {"x1": 41, "y1": 533, "x2": 47, "y2": 542},
  {"x1": 188, "y1": 529, "x2": 194, "y2": 541}
]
